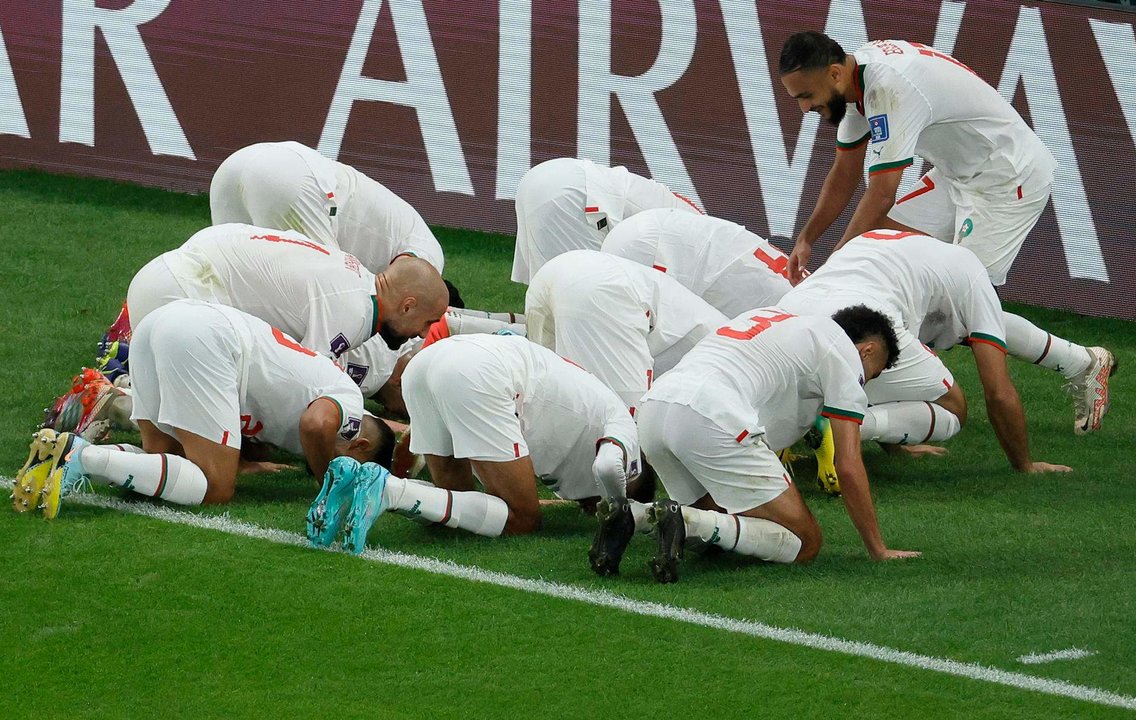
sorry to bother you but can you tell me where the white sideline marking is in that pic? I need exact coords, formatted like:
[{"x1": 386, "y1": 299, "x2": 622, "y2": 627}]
[
  {"x1": 7, "y1": 483, "x2": 1136, "y2": 711},
  {"x1": 1019, "y1": 649, "x2": 1099, "y2": 665}
]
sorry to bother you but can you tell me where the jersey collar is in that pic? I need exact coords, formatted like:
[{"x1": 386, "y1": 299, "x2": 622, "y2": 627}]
[
  {"x1": 371, "y1": 296, "x2": 382, "y2": 337},
  {"x1": 852, "y1": 62, "x2": 866, "y2": 115}
]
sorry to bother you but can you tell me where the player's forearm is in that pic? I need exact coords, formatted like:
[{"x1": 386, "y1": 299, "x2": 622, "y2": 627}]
[
  {"x1": 836, "y1": 461, "x2": 889, "y2": 559},
  {"x1": 839, "y1": 182, "x2": 896, "y2": 245},
  {"x1": 797, "y1": 162, "x2": 861, "y2": 247},
  {"x1": 300, "y1": 426, "x2": 339, "y2": 478},
  {"x1": 985, "y1": 389, "x2": 1033, "y2": 471}
]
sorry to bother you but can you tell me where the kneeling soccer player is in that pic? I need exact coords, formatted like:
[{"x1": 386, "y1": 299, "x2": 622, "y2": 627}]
[
  {"x1": 526, "y1": 249, "x2": 726, "y2": 414},
  {"x1": 13, "y1": 300, "x2": 390, "y2": 517},
  {"x1": 511, "y1": 157, "x2": 703, "y2": 284},
  {"x1": 305, "y1": 333, "x2": 642, "y2": 557},
  {"x1": 624, "y1": 306, "x2": 920, "y2": 583}
]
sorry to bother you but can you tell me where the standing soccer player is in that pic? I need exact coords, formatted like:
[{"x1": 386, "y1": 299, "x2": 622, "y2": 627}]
[{"x1": 778, "y1": 32, "x2": 1115, "y2": 432}]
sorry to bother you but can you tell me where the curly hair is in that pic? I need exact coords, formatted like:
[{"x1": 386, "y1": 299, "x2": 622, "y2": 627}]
[{"x1": 832, "y1": 304, "x2": 900, "y2": 370}]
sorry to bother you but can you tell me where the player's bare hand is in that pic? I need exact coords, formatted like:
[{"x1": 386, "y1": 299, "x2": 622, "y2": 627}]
[
  {"x1": 787, "y1": 242, "x2": 812, "y2": 286},
  {"x1": 1025, "y1": 461, "x2": 1073, "y2": 473},
  {"x1": 238, "y1": 459, "x2": 292, "y2": 474},
  {"x1": 897, "y1": 444, "x2": 948, "y2": 458},
  {"x1": 871, "y1": 549, "x2": 922, "y2": 561}
]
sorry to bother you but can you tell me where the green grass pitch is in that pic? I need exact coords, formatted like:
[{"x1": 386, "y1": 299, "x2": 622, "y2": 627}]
[{"x1": 1, "y1": 169, "x2": 1134, "y2": 718}]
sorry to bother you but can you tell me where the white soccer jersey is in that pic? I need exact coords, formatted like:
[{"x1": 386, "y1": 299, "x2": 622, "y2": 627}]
[
  {"x1": 138, "y1": 223, "x2": 379, "y2": 360},
  {"x1": 511, "y1": 158, "x2": 703, "y2": 284},
  {"x1": 525, "y1": 250, "x2": 726, "y2": 409},
  {"x1": 209, "y1": 141, "x2": 444, "y2": 273},
  {"x1": 130, "y1": 300, "x2": 363, "y2": 454},
  {"x1": 644, "y1": 311, "x2": 868, "y2": 452},
  {"x1": 404, "y1": 334, "x2": 639, "y2": 501},
  {"x1": 778, "y1": 230, "x2": 1006, "y2": 352},
  {"x1": 837, "y1": 40, "x2": 1055, "y2": 192},
  {"x1": 600, "y1": 209, "x2": 791, "y2": 316}
]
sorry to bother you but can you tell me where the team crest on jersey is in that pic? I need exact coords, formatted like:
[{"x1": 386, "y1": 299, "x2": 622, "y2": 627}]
[
  {"x1": 958, "y1": 217, "x2": 974, "y2": 239},
  {"x1": 341, "y1": 416, "x2": 361, "y2": 439},
  {"x1": 345, "y1": 362, "x2": 368, "y2": 385},
  {"x1": 329, "y1": 333, "x2": 350, "y2": 358},
  {"x1": 869, "y1": 114, "x2": 890, "y2": 142}
]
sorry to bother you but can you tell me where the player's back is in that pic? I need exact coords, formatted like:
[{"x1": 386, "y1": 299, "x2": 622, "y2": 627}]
[
  {"x1": 413, "y1": 333, "x2": 635, "y2": 494},
  {"x1": 853, "y1": 40, "x2": 1053, "y2": 189},
  {"x1": 335, "y1": 167, "x2": 444, "y2": 274},
  {"x1": 781, "y1": 230, "x2": 981, "y2": 332},
  {"x1": 647, "y1": 311, "x2": 865, "y2": 451},
  {"x1": 602, "y1": 210, "x2": 769, "y2": 290},
  {"x1": 220, "y1": 302, "x2": 363, "y2": 453},
  {"x1": 528, "y1": 249, "x2": 725, "y2": 355},
  {"x1": 174, "y1": 223, "x2": 374, "y2": 341}
]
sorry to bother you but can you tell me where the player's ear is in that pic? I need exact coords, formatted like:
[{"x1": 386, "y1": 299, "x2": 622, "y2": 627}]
[{"x1": 350, "y1": 434, "x2": 373, "y2": 454}]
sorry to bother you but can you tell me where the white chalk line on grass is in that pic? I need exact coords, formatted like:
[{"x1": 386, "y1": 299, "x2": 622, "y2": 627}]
[
  {"x1": 1019, "y1": 649, "x2": 1099, "y2": 665},
  {"x1": 8, "y1": 483, "x2": 1135, "y2": 711}
]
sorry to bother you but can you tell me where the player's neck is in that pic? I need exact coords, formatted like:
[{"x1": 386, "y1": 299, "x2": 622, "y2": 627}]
[{"x1": 841, "y1": 56, "x2": 860, "y2": 103}]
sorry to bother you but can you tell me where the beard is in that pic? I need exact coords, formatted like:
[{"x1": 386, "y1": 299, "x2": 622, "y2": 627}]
[
  {"x1": 822, "y1": 93, "x2": 849, "y2": 126},
  {"x1": 824, "y1": 92, "x2": 847, "y2": 126},
  {"x1": 379, "y1": 323, "x2": 412, "y2": 351}
]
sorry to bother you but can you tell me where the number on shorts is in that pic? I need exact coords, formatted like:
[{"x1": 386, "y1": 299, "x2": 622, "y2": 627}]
[
  {"x1": 716, "y1": 311, "x2": 794, "y2": 340},
  {"x1": 272, "y1": 327, "x2": 317, "y2": 356}
]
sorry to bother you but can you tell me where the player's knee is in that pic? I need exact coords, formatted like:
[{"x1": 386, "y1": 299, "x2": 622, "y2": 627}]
[
  {"x1": 503, "y1": 507, "x2": 542, "y2": 536},
  {"x1": 202, "y1": 482, "x2": 235, "y2": 505},
  {"x1": 199, "y1": 471, "x2": 237, "y2": 504},
  {"x1": 937, "y1": 383, "x2": 968, "y2": 426},
  {"x1": 794, "y1": 523, "x2": 823, "y2": 564}
]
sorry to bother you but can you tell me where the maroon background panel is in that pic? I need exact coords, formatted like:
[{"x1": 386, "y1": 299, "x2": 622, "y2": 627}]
[{"x1": 1, "y1": 1, "x2": 1133, "y2": 318}]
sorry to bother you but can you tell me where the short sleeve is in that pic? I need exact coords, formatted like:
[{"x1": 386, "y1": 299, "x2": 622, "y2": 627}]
[
  {"x1": 817, "y1": 339, "x2": 869, "y2": 425},
  {"x1": 963, "y1": 277, "x2": 1008, "y2": 353},
  {"x1": 837, "y1": 111, "x2": 870, "y2": 150},
  {"x1": 863, "y1": 66, "x2": 930, "y2": 176},
  {"x1": 317, "y1": 387, "x2": 365, "y2": 441}
]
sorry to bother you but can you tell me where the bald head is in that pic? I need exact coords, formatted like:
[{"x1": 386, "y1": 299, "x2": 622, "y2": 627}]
[{"x1": 374, "y1": 256, "x2": 449, "y2": 350}]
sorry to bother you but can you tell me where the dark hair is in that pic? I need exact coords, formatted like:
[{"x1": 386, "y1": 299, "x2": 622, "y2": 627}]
[
  {"x1": 779, "y1": 31, "x2": 846, "y2": 75},
  {"x1": 832, "y1": 305, "x2": 900, "y2": 370},
  {"x1": 367, "y1": 415, "x2": 397, "y2": 468},
  {"x1": 444, "y1": 279, "x2": 465, "y2": 309}
]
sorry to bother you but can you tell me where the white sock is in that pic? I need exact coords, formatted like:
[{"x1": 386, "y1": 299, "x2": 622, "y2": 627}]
[
  {"x1": 382, "y1": 474, "x2": 508, "y2": 537},
  {"x1": 1003, "y1": 312, "x2": 1091, "y2": 379},
  {"x1": 107, "y1": 443, "x2": 144, "y2": 454},
  {"x1": 445, "y1": 313, "x2": 525, "y2": 337},
  {"x1": 450, "y1": 307, "x2": 526, "y2": 324},
  {"x1": 630, "y1": 499, "x2": 651, "y2": 533},
  {"x1": 681, "y1": 506, "x2": 802, "y2": 563},
  {"x1": 79, "y1": 446, "x2": 208, "y2": 505},
  {"x1": 861, "y1": 402, "x2": 962, "y2": 444}
]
